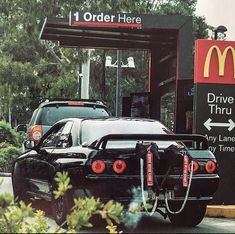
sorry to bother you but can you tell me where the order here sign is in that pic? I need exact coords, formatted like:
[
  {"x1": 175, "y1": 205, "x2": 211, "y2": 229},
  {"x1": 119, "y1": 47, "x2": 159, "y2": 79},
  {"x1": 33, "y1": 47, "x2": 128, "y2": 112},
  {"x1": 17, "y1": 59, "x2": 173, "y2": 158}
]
[
  {"x1": 69, "y1": 11, "x2": 143, "y2": 28},
  {"x1": 193, "y1": 39, "x2": 235, "y2": 204}
]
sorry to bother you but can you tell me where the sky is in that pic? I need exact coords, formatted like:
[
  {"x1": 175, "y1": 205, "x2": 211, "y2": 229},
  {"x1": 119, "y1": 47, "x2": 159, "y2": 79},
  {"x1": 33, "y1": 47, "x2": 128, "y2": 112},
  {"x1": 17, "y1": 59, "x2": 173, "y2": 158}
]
[{"x1": 196, "y1": 0, "x2": 235, "y2": 41}]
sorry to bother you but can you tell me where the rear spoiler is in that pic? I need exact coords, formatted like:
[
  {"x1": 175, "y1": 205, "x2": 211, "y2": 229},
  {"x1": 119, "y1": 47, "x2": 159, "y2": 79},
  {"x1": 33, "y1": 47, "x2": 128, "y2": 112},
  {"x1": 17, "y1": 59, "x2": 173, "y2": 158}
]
[{"x1": 91, "y1": 134, "x2": 208, "y2": 150}]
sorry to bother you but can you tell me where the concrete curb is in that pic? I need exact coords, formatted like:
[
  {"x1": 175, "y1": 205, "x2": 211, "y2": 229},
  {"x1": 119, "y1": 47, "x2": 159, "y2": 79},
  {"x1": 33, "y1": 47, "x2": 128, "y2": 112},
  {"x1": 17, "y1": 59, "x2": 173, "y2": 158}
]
[
  {"x1": 0, "y1": 172, "x2": 11, "y2": 177},
  {"x1": 206, "y1": 205, "x2": 235, "y2": 219}
]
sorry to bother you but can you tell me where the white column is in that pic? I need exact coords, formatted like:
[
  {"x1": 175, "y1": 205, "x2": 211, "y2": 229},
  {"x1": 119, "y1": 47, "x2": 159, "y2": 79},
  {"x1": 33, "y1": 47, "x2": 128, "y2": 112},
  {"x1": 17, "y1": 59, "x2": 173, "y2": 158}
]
[{"x1": 81, "y1": 49, "x2": 91, "y2": 99}]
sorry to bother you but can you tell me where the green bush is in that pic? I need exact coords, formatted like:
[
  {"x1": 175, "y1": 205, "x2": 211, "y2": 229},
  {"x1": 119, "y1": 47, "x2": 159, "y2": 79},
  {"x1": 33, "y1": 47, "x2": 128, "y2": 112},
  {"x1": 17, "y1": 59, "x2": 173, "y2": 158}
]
[
  {"x1": 53, "y1": 172, "x2": 124, "y2": 232},
  {"x1": 0, "y1": 120, "x2": 23, "y2": 147},
  {"x1": 0, "y1": 172, "x2": 124, "y2": 233},
  {"x1": 0, "y1": 145, "x2": 22, "y2": 172},
  {"x1": 0, "y1": 121, "x2": 22, "y2": 172}
]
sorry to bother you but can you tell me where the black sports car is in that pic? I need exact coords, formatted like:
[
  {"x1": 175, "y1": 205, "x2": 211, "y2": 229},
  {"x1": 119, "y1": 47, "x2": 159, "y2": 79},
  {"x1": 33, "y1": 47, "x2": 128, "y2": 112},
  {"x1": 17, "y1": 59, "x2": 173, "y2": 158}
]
[{"x1": 12, "y1": 117, "x2": 219, "y2": 227}]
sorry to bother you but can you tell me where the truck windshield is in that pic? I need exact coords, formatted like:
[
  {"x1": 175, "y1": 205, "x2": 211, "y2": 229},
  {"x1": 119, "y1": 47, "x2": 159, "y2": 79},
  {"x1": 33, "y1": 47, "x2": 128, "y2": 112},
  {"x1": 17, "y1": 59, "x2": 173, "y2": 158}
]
[{"x1": 37, "y1": 105, "x2": 109, "y2": 126}]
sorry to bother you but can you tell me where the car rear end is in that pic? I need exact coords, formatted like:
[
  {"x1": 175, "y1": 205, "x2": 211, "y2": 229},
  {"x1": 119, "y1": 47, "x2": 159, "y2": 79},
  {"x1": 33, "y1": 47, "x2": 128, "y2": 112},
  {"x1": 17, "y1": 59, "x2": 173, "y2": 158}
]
[{"x1": 81, "y1": 134, "x2": 219, "y2": 207}]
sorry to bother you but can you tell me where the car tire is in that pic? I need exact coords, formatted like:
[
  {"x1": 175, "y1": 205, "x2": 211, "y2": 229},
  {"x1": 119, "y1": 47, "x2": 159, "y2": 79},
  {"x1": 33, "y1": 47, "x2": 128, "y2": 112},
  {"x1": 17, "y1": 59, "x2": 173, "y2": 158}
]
[
  {"x1": 52, "y1": 191, "x2": 73, "y2": 226},
  {"x1": 168, "y1": 202, "x2": 207, "y2": 227}
]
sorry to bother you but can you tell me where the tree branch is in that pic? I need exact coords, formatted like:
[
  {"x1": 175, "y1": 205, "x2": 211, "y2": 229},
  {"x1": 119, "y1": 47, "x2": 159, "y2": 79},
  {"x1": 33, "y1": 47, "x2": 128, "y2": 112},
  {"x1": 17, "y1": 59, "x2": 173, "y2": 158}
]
[
  {"x1": 58, "y1": 47, "x2": 71, "y2": 64},
  {"x1": 41, "y1": 41, "x2": 63, "y2": 64}
]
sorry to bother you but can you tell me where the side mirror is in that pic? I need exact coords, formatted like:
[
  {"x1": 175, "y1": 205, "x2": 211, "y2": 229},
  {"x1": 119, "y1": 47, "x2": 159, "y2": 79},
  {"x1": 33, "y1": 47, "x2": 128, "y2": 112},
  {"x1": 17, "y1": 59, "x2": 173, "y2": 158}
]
[
  {"x1": 24, "y1": 140, "x2": 36, "y2": 150},
  {"x1": 16, "y1": 124, "x2": 27, "y2": 133}
]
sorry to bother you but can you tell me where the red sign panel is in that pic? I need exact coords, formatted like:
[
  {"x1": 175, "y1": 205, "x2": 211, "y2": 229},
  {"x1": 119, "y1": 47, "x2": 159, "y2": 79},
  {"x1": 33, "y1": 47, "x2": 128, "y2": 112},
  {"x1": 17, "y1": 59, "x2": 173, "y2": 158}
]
[{"x1": 194, "y1": 40, "x2": 235, "y2": 84}]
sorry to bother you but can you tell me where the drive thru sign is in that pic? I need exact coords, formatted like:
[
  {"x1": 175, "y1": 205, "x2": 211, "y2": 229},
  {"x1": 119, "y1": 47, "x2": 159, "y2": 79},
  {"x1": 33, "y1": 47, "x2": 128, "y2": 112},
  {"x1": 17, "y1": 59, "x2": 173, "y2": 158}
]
[{"x1": 193, "y1": 39, "x2": 235, "y2": 204}]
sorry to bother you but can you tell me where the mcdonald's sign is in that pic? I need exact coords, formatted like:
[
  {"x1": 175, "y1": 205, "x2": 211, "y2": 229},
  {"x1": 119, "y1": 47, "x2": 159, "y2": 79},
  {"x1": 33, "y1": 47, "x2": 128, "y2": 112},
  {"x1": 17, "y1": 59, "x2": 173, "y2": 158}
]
[{"x1": 194, "y1": 40, "x2": 235, "y2": 84}]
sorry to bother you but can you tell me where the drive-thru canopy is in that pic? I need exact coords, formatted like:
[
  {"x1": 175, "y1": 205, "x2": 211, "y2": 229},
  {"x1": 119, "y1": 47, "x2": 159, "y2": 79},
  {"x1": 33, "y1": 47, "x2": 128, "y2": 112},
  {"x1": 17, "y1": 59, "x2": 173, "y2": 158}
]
[{"x1": 40, "y1": 12, "x2": 193, "y2": 133}]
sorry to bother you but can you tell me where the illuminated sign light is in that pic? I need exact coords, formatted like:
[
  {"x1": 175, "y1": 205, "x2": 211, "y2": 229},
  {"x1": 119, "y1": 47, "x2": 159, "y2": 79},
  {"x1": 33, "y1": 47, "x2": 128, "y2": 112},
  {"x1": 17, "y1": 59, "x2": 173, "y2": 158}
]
[{"x1": 69, "y1": 12, "x2": 142, "y2": 28}]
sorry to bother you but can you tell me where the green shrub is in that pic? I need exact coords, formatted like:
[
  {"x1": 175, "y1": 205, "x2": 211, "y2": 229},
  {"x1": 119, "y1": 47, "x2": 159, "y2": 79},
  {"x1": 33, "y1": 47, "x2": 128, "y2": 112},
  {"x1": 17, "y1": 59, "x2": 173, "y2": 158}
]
[
  {"x1": 0, "y1": 145, "x2": 21, "y2": 172},
  {"x1": 0, "y1": 172, "x2": 124, "y2": 233},
  {"x1": 53, "y1": 172, "x2": 124, "y2": 232},
  {"x1": 0, "y1": 121, "x2": 23, "y2": 172},
  {"x1": 0, "y1": 120, "x2": 23, "y2": 147}
]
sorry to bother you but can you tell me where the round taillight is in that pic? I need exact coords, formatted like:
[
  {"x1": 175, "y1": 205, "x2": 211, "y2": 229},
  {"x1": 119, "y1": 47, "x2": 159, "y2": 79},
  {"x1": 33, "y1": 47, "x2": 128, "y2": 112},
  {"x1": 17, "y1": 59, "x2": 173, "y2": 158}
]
[
  {"x1": 113, "y1": 160, "x2": 126, "y2": 174},
  {"x1": 188, "y1": 160, "x2": 199, "y2": 173},
  {"x1": 205, "y1": 160, "x2": 217, "y2": 174},
  {"x1": 91, "y1": 160, "x2": 106, "y2": 174},
  {"x1": 30, "y1": 125, "x2": 43, "y2": 141}
]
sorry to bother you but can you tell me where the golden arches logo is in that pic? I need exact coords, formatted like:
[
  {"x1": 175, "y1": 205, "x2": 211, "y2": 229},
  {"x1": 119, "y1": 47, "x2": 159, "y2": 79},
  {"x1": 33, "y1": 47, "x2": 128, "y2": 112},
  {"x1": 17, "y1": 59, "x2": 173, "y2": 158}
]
[{"x1": 203, "y1": 45, "x2": 235, "y2": 79}]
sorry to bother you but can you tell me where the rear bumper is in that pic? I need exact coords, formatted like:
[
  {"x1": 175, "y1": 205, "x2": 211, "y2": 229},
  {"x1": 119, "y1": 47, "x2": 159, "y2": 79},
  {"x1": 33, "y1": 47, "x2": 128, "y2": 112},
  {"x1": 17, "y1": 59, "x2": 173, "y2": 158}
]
[{"x1": 73, "y1": 174, "x2": 219, "y2": 204}]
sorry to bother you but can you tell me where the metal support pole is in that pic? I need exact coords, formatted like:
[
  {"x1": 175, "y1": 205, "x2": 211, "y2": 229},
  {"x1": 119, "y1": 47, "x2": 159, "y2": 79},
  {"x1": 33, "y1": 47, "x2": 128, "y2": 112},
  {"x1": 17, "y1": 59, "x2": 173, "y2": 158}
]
[
  {"x1": 8, "y1": 85, "x2": 12, "y2": 125},
  {"x1": 115, "y1": 50, "x2": 122, "y2": 116},
  {"x1": 79, "y1": 74, "x2": 82, "y2": 99},
  {"x1": 81, "y1": 49, "x2": 90, "y2": 99},
  {"x1": 214, "y1": 31, "x2": 218, "y2": 40},
  {"x1": 77, "y1": 70, "x2": 82, "y2": 99}
]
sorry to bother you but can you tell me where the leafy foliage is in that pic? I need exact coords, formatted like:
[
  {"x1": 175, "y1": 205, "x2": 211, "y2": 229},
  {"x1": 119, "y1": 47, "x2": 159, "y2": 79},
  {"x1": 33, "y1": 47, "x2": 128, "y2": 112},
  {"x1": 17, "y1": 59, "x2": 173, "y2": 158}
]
[
  {"x1": 53, "y1": 171, "x2": 124, "y2": 233},
  {"x1": 0, "y1": 120, "x2": 22, "y2": 172},
  {"x1": 0, "y1": 178, "x2": 37, "y2": 233},
  {"x1": 0, "y1": 120, "x2": 22, "y2": 146},
  {"x1": 0, "y1": 172, "x2": 124, "y2": 233},
  {"x1": 0, "y1": 145, "x2": 21, "y2": 172},
  {"x1": 53, "y1": 171, "x2": 72, "y2": 199}
]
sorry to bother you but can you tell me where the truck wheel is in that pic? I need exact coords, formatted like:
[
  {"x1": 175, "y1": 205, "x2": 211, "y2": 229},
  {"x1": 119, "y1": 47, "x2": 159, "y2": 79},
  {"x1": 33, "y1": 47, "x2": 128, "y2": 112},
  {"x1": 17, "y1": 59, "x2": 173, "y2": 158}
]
[{"x1": 168, "y1": 202, "x2": 207, "y2": 227}]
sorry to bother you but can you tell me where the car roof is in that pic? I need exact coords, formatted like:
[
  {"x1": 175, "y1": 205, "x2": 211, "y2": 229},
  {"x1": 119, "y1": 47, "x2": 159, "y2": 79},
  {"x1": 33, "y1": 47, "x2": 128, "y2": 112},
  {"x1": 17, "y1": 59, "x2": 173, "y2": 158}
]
[
  {"x1": 61, "y1": 117, "x2": 162, "y2": 124},
  {"x1": 84, "y1": 117, "x2": 159, "y2": 122}
]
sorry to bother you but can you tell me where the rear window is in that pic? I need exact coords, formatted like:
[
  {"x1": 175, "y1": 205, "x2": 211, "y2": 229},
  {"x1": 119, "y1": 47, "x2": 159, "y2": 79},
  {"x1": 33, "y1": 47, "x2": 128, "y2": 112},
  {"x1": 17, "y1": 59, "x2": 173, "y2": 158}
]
[
  {"x1": 80, "y1": 119, "x2": 176, "y2": 149},
  {"x1": 36, "y1": 105, "x2": 109, "y2": 126}
]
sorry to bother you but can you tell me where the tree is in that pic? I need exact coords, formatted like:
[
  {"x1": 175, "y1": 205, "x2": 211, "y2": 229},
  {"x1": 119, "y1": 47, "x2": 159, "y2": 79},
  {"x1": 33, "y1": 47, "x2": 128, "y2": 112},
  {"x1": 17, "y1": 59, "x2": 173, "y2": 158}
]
[{"x1": 0, "y1": 0, "x2": 88, "y2": 125}]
